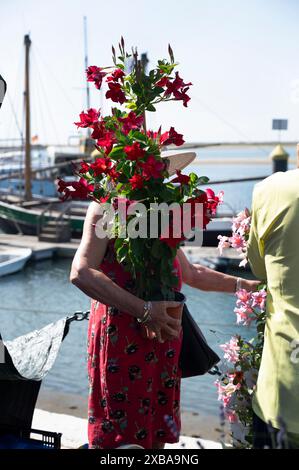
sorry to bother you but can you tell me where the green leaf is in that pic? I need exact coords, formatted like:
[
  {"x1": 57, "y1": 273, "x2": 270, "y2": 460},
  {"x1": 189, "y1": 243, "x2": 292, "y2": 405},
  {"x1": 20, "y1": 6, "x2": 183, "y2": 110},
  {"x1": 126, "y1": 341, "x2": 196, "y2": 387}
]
[
  {"x1": 146, "y1": 103, "x2": 156, "y2": 112},
  {"x1": 197, "y1": 176, "x2": 210, "y2": 185},
  {"x1": 108, "y1": 146, "x2": 125, "y2": 159}
]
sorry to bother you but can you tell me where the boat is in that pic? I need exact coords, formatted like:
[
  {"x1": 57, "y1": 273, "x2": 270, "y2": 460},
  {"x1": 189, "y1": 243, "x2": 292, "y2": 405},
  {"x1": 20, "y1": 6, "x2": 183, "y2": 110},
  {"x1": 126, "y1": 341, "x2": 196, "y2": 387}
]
[
  {"x1": 0, "y1": 197, "x2": 86, "y2": 240},
  {"x1": 0, "y1": 247, "x2": 32, "y2": 277},
  {"x1": 0, "y1": 33, "x2": 90, "y2": 242}
]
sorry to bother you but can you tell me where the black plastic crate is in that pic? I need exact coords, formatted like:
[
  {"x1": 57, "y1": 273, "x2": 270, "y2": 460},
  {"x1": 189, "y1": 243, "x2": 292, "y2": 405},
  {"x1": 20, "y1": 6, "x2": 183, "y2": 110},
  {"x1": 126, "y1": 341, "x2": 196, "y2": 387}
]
[{"x1": 0, "y1": 425, "x2": 62, "y2": 449}]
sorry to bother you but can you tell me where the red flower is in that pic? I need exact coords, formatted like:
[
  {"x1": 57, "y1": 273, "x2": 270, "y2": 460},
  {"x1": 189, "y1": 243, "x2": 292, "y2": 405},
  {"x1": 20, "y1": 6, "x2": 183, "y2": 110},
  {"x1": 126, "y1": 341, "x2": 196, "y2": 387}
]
[
  {"x1": 186, "y1": 193, "x2": 210, "y2": 229},
  {"x1": 80, "y1": 161, "x2": 90, "y2": 173},
  {"x1": 124, "y1": 142, "x2": 146, "y2": 161},
  {"x1": 140, "y1": 155, "x2": 165, "y2": 180},
  {"x1": 172, "y1": 170, "x2": 190, "y2": 185},
  {"x1": 97, "y1": 131, "x2": 116, "y2": 155},
  {"x1": 164, "y1": 72, "x2": 192, "y2": 107},
  {"x1": 129, "y1": 174, "x2": 144, "y2": 190},
  {"x1": 119, "y1": 112, "x2": 144, "y2": 134},
  {"x1": 90, "y1": 157, "x2": 113, "y2": 177},
  {"x1": 205, "y1": 188, "x2": 224, "y2": 215},
  {"x1": 90, "y1": 121, "x2": 116, "y2": 154},
  {"x1": 106, "y1": 82, "x2": 126, "y2": 104},
  {"x1": 74, "y1": 108, "x2": 100, "y2": 128},
  {"x1": 147, "y1": 130, "x2": 160, "y2": 140},
  {"x1": 57, "y1": 177, "x2": 94, "y2": 201},
  {"x1": 107, "y1": 68, "x2": 125, "y2": 82},
  {"x1": 160, "y1": 127, "x2": 185, "y2": 146},
  {"x1": 107, "y1": 166, "x2": 121, "y2": 181},
  {"x1": 86, "y1": 66, "x2": 107, "y2": 90},
  {"x1": 186, "y1": 190, "x2": 222, "y2": 228},
  {"x1": 156, "y1": 76, "x2": 169, "y2": 87}
]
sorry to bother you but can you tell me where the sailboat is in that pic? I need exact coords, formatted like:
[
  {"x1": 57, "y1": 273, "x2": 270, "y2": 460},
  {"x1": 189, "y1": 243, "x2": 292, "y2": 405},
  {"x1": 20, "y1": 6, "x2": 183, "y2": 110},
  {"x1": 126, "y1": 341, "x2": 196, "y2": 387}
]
[{"x1": 0, "y1": 34, "x2": 91, "y2": 241}]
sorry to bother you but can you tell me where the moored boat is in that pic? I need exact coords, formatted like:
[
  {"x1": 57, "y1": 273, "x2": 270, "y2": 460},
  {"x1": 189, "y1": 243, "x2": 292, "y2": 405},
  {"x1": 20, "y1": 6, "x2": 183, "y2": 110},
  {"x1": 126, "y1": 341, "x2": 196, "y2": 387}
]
[{"x1": 0, "y1": 247, "x2": 32, "y2": 277}]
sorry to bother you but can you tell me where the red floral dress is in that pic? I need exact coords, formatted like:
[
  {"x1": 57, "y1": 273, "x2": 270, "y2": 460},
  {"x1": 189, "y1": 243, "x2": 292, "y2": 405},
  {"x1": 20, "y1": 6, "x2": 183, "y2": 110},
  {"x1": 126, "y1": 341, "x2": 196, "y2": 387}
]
[{"x1": 87, "y1": 242, "x2": 183, "y2": 449}]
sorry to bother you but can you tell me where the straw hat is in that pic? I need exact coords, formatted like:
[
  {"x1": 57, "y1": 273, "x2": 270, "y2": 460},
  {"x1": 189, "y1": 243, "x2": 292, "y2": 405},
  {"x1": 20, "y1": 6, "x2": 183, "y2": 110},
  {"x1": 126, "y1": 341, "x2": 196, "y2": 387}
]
[
  {"x1": 161, "y1": 151, "x2": 196, "y2": 176},
  {"x1": 90, "y1": 149, "x2": 196, "y2": 176}
]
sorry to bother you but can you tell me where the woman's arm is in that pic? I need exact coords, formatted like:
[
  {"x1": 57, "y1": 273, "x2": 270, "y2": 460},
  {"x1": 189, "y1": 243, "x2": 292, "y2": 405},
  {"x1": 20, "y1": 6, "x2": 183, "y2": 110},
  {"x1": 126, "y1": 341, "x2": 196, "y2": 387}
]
[
  {"x1": 177, "y1": 248, "x2": 260, "y2": 293},
  {"x1": 70, "y1": 202, "x2": 181, "y2": 341}
]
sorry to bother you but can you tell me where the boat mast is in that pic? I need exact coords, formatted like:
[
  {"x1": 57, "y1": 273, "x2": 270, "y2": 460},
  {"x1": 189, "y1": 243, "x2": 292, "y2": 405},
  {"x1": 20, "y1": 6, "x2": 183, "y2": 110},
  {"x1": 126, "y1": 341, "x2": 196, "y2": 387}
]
[
  {"x1": 83, "y1": 16, "x2": 90, "y2": 112},
  {"x1": 24, "y1": 34, "x2": 32, "y2": 201}
]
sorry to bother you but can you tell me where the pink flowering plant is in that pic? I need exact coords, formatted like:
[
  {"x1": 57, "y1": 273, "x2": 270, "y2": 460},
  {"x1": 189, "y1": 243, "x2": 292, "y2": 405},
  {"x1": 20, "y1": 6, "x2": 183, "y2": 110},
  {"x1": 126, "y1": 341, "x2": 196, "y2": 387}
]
[
  {"x1": 217, "y1": 208, "x2": 251, "y2": 267},
  {"x1": 58, "y1": 38, "x2": 223, "y2": 300},
  {"x1": 216, "y1": 214, "x2": 267, "y2": 447}
]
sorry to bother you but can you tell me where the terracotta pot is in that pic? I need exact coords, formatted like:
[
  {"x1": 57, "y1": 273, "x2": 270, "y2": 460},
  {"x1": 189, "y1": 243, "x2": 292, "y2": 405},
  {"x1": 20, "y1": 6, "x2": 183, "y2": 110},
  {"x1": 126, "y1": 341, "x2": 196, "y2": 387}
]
[
  {"x1": 162, "y1": 292, "x2": 186, "y2": 341},
  {"x1": 141, "y1": 292, "x2": 186, "y2": 341}
]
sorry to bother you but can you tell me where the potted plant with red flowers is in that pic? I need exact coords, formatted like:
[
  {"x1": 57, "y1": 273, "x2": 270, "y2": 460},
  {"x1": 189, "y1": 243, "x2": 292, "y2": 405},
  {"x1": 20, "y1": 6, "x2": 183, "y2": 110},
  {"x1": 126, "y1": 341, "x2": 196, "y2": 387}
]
[{"x1": 58, "y1": 38, "x2": 223, "y2": 330}]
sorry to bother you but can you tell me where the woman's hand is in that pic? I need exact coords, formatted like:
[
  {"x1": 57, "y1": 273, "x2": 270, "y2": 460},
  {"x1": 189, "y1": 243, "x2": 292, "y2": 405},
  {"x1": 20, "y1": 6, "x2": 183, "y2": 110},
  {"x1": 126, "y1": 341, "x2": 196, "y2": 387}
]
[
  {"x1": 144, "y1": 301, "x2": 181, "y2": 343},
  {"x1": 240, "y1": 279, "x2": 261, "y2": 292}
]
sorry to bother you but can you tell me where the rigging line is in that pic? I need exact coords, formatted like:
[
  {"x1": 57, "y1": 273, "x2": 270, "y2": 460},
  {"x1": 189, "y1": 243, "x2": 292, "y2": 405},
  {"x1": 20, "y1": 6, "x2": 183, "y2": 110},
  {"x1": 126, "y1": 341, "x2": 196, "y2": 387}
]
[
  {"x1": 31, "y1": 47, "x2": 61, "y2": 145},
  {"x1": 5, "y1": 43, "x2": 24, "y2": 146},
  {"x1": 6, "y1": 90, "x2": 23, "y2": 141},
  {"x1": 191, "y1": 94, "x2": 269, "y2": 156},
  {"x1": 33, "y1": 43, "x2": 78, "y2": 113},
  {"x1": 31, "y1": 50, "x2": 48, "y2": 144}
]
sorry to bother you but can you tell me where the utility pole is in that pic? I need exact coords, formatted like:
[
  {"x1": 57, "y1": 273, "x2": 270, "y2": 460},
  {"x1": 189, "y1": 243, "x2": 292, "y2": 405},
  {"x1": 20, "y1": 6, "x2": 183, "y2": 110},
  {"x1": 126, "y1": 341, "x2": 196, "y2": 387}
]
[{"x1": 24, "y1": 34, "x2": 32, "y2": 201}]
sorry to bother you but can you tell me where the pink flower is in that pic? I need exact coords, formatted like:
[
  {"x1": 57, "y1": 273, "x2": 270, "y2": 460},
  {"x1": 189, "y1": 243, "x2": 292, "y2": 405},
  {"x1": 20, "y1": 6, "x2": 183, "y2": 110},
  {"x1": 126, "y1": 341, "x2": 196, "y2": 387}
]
[
  {"x1": 230, "y1": 233, "x2": 246, "y2": 250},
  {"x1": 217, "y1": 235, "x2": 231, "y2": 255},
  {"x1": 225, "y1": 409, "x2": 238, "y2": 424},
  {"x1": 251, "y1": 290, "x2": 267, "y2": 311},
  {"x1": 220, "y1": 336, "x2": 240, "y2": 364},
  {"x1": 232, "y1": 209, "x2": 251, "y2": 236},
  {"x1": 234, "y1": 305, "x2": 254, "y2": 327},
  {"x1": 236, "y1": 289, "x2": 252, "y2": 304},
  {"x1": 215, "y1": 377, "x2": 241, "y2": 408}
]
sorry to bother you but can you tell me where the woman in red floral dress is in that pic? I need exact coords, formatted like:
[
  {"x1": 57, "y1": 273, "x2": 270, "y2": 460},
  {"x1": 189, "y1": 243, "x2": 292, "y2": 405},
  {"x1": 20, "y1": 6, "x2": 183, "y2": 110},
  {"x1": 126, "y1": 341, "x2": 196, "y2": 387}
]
[{"x1": 71, "y1": 202, "x2": 259, "y2": 449}]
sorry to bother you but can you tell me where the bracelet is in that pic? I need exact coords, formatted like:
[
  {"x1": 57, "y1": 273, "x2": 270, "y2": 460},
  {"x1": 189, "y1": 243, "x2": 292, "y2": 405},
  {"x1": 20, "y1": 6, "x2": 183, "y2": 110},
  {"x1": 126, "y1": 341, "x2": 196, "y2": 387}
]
[
  {"x1": 137, "y1": 301, "x2": 152, "y2": 324},
  {"x1": 235, "y1": 277, "x2": 242, "y2": 292}
]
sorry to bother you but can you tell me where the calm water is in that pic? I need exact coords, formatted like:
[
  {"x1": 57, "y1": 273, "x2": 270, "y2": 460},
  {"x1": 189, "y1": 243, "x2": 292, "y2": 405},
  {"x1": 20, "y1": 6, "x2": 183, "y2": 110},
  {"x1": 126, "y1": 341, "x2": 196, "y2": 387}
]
[{"x1": 1, "y1": 145, "x2": 296, "y2": 416}]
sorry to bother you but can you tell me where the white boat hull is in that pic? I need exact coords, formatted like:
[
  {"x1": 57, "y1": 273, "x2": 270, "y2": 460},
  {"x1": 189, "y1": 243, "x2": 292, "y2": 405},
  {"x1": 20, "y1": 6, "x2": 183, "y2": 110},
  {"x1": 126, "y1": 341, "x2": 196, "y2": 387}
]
[{"x1": 0, "y1": 247, "x2": 32, "y2": 277}]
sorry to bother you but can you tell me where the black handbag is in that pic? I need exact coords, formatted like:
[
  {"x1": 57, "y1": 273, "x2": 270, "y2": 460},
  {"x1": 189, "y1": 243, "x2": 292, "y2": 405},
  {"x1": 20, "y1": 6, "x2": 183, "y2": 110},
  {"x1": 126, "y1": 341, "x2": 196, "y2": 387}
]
[{"x1": 179, "y1": 304, "x2": 220, "y2": 378}]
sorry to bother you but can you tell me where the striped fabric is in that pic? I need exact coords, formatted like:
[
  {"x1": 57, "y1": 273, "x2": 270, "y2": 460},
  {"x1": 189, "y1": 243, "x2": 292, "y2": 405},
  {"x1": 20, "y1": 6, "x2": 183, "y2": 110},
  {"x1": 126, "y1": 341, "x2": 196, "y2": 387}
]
[{"x1": 0, "y1": 75, "x2": 7, "y2": 109}]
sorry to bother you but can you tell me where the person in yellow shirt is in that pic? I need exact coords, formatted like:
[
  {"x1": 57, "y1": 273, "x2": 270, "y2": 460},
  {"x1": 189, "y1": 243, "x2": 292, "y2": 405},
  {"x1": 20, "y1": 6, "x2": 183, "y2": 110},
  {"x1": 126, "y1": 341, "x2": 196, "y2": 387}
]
[{"x1": 247, "y1": 153, "x2": 299, "y2": 449}]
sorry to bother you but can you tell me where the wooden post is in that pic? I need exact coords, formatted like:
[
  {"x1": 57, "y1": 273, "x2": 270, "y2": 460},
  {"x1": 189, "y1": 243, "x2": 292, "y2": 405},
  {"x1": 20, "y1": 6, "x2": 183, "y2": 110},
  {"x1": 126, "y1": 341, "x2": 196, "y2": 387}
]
[
  {"x1": 24, "y1": 34, "x2": 32, "y2": 201},
  {"x1": 297, "y1": 143, "x2": 299, "y2": 168}
]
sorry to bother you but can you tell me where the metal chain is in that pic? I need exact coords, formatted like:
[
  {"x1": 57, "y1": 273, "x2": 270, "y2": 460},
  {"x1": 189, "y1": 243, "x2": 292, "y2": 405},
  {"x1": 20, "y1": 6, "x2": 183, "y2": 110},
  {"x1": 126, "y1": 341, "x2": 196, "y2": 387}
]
[{"x1": 67, "y1": 310, "x2": 90, "y2": 323}]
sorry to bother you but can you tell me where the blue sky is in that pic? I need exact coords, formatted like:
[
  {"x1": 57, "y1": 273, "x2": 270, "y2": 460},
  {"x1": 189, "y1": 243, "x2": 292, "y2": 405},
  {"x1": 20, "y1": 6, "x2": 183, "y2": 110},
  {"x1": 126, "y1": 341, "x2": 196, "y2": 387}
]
[{"x1": 0, "y1": 0, "x2": 299, "y2": 145}]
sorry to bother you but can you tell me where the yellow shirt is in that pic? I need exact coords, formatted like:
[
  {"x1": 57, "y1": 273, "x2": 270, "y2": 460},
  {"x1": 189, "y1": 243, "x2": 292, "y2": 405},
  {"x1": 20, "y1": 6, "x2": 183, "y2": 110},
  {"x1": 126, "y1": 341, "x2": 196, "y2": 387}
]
[{"x1": 247, "y1": 169, "x2": 299, "y2": 433}]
